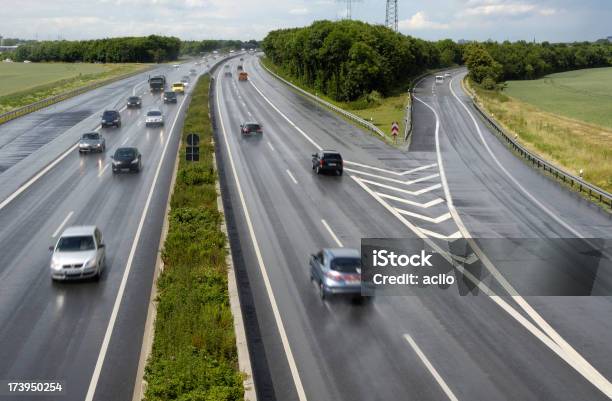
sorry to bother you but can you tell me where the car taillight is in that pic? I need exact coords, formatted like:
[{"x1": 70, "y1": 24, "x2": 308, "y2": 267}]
[{"x1": 320, "y1": 159, "x2": 324, "y2": 167}]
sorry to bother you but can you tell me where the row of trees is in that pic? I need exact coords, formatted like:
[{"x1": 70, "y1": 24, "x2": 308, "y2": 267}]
[
  {"x1": 465, "y1": 41, "x2": 612, "y2": 87},
  {"x1": 180, "y1": 39, "x2": 259, "y2": 55},
  {"x1": 11, "y1": 35, "x2": 181, "y2": 63},
  {"x1": 262, "y1": 20, "x2": 462, "y2": 101}
]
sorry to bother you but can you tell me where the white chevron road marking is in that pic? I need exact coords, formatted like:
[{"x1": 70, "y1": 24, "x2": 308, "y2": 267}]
[
  {"x1": 417, "y1": 227, "x2": 463, "y2": 240},
  {"x1": 395, "y1": 208, "x2": 452, "y2": 224},
  {"x1": 345, "y1": 167, "x2": 440, "y2": 185},
  {"x1": 344, "y1": 160, "x2": 437, "y2": 176},
  {"x1": 359, "y1": 178, "x2": 442, "y2": 196},
  {"x1": 377, "y1": 192, "x2": 445, "y2": 208}
]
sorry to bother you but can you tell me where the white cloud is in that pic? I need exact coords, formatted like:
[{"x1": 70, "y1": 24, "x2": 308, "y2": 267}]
[
  {"x1": 399, "y1": 11, "x2": 450, "y2": 30},
  {"x1": 289, "y1": 7, "x2": 309, "y2": 15},
  {"x1": 459, "y1": 1, "x2": 557, "y2": 18}
]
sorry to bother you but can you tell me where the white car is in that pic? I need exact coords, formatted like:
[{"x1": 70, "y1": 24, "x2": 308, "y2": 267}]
[
  {"x1": 444, "y1": 72, "x2": 451, "y2": 78},
  {"x1": 49, "y1": 226, "x2": 106, "y2": 281},
  {"x1": 145, "y1": 109, "x2": 164, "y2": 127},
  {"x1": 435, "y1": 75, "x2": 444, "y2": 84},
  {"x1": 172, "y1": 64, "x2": 180, "y2": 68}
]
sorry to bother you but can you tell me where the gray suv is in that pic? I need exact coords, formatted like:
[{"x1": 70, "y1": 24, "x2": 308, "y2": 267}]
[
  {"x1": 49, "y1": 226, "x2": 106, "y2": 281},
  {"x1": 310, "y1": 248, "x2": 362, "y2": 299}
]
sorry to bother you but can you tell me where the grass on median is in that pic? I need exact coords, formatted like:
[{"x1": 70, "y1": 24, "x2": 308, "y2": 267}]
[
  {"x1": 143, "y1": 74, "x2": 244, "y2": 401},
  {"x1": 0, "y1": 62, "x2": 148, "y2": 114},
  {"x1": 467, "y1": 78, "x2": 612, "y2": 193},
  {"x1": 261, "y1": 57, "x2": 409, "y2": 140}
]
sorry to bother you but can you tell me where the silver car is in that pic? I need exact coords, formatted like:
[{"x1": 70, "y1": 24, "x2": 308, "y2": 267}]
[
  {"x1": 78, "y1": 132, "x2": 106, "y2": 153},
  {"x1": 49, "y1": 226, "x2": 106, "y2": 281},
  {"x1": 145, "y1": 109, "x2": 164, "y2": 127},
  {"x1": 310, "y1": 248, "x2": 362, "y2": 299}
]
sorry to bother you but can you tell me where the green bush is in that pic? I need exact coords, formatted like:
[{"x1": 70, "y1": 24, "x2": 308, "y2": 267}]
[{"x1": 144, "y1": 74, "x2": 243, "y2": 401}]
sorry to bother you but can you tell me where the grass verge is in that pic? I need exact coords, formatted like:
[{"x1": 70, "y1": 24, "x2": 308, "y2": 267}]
[
  {"x1": 143, "y1": 74, "x2": 244, "y2": 401},
  {"x1": 261, "y1": 58, "x2": 409, "y2": 141},
  {"x1": 466, "y1": 78, "x2": 611, "y2": 193},
  {"x1": 0, "y1": 63, "x2": 149, "y2": 115}
]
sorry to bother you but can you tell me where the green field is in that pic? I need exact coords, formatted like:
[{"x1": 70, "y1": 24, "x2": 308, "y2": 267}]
[
  {"x1": 505, "y1": 67, "x2": 612, "y2": 129},
  {"x1": 0, "y1": 62, "x2": 109, "y2": 96}
]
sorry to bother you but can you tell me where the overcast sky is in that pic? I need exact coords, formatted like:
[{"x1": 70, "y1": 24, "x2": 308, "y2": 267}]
[{"x1": 1, "y1": 0, "x2": 611, "y2": 42}]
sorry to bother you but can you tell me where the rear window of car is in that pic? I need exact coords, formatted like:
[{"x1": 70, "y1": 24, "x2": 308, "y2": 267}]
[
  {"x1": 57, "y1": 236, "x2": 95, "y2": 251},
  {"x1": 245, "y1": 124, "x2": 261, "y2": 131},
  {"x1": 330, "y1": 257, "x2": 360, "y2": 273},
  {"x1": 82, "y1": 133, "x2": 99, "y2": 140},
  {"x1": 147, "y1": 111, "x2": 162, "y2": 116},
  {"x1": 323, "y1": 153, "x2": 342, "y2": 161}
]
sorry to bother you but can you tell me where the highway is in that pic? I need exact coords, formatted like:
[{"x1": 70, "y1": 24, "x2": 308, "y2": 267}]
[
  {"x1": 0, "y1": 58, "x2": 215, "y2": 400},
  {"x1": 213, "y1": 55, "x2": 612, "y2": 401}
]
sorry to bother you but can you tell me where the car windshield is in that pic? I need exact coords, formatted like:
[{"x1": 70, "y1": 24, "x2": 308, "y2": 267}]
[
  {"x1": 115, "y1": 148, "x2": 135, "y2": 159},
  {"x1": 147, "y1": 111, "x2": 162, "y2": 116},
  {"x1": 245, "y1": 124, "x2": 261, "y2": 131},
  {"x1": 103, "y1": 111, "x2": 117, "y2": 118},
  {"x1": 330, "y1": 257, "x2": 360, "y2": 273},
  {"x1": 82, "y1": 133, "x2": 99, "y2": 140},
  {"x1": 57, "y1": 235, "x2": 95, "y2": 252},
  {"x1": 165, "y1": 92, "x2": 175, "y2": 97},
  {"x1": 128, "y1": 97, "x2": 140, "y2": 101}
]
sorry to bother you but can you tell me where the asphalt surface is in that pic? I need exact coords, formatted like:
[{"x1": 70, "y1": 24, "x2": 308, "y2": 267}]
[
  {"x1": 0, "y1": 58, "x2": 217, "y2": 400},
  {"x1": 214, "y1": 56, "x2": 612, "y2": 401}
]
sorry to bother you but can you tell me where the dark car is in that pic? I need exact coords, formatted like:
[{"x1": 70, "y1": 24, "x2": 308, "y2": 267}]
[
  {"x1": 101, "y1": 110, "x2": 121, "y2": 128},
  {"x1": 163, "y1": 91, "x2": 177, "y2": 104},
  {"x1": 111, "y1": 147, "x2": 142, "y2": 174},
  {"x1": 189, "y1": 68, "x2": 197, "y2": 75},
  {"x1": 237, "y1": 65, "x2": 243, "y2": 71},
  {"x1": 312, "y1": 150, "x2": 343, "y2": 175},
  {"x1": 310, "y1": 248, "x2": 362, "y2": 299},
  {"x1": 78, "y1": 132, "x2": 105, "y2": 153},
  {"x1": 127, "y1": 96, "x2": 142, "y2": 108},
  {"x1": 224, "y1": 71, "x2": 232, "y2": 77},
  {"x1": 240, "y1": 122, "x2": 262, "y2": 136}
]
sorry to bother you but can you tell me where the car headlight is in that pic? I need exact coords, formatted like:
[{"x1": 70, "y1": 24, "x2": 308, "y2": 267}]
[
  {"x1": 131, "y1": 158, "x2": 139, "y2": 164},
  {"x1": 50, "y1": 259, "x2": 61, "y2": 270},
  {"x1": 83, "y1": 258, "x2": 95, "y2": 268},
  {"x1": 96, "y1": 143, "x2": 101, "y2": 147},
  {"x1": 102, "y1": 119, "x2": 107, "y2": 123},
  {"x1": 114, "y1": 119, "x2": 119, "y2": 122}
]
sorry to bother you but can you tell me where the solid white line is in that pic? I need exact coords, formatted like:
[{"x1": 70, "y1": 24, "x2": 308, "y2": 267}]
[
  {"x1": 321, "y1": 219, "x2": 343, "y2": 247},
  {"x1": 248, "y1": 80, "x2": 322, "y2": 151},
  {"x1": 376, "y1": 192, "x2": 445, "y2": 208},
  {"x1": 0, "y1": 143, "x2": 78, "y2": 211},
  {"x1": 84, "y1": 84, "x2": 189, "y2": 401},
  {"x1": 404, "y1": 334, "x2": 460, "y2": 401},
  {"x1": 285, "y1": 169, "x2": 298, "y2": 184},
  {"x1": 267, "y1": 141, "x2": 275, "y2": 152},
  {"x1": 415, "y1": 88, "x2": 612, "y2": 398},
  {"x1": 51, "y1": 211, "x2": 74, "y2": 238},
  {"x1": 216, "y1": 68, "x2": 308, "y2": 401}
]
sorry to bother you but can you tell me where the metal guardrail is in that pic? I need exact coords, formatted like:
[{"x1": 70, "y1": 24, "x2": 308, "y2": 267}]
[
  {"x1": 0, "y1": 65, "x2": 154, "y2": 126},
  {"x1": 260, "y1": 61, "x2": 387, "y2": 139},
  {"x1": 468, "y1": 90, "x2": 612, "y2": 208}
]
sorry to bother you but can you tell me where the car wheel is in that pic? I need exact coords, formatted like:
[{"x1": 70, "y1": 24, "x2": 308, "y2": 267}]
[
  {"x1": 319, "y1": 282, "x2": 326, "y2": 300},
  {"x1": 93, "y1": 268, "x2": 101, "y2": 281},
  {"x1": 315, "y1": 166, "x2": 321, "y2": 175},
  {"x1": 337, "y1": 169, "x2": 343, "y2": 176}
]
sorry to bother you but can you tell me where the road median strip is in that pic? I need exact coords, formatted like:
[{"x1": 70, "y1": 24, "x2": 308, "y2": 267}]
[{"x1": 142, "y1": 73, "x2": 246, "y2": 400}]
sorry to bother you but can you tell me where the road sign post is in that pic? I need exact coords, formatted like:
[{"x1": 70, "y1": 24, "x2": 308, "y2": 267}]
[
  {"x1": 186, "y1": 133, "x2": 200, "y2": 162},
  {"x1": 391, "y1": 121, "x2": 399, "y2": 144}
]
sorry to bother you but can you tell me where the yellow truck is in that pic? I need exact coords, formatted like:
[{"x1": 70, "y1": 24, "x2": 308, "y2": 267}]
[{"x1": 172, "y1": 82, "x2": 185, "y2": 93}]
